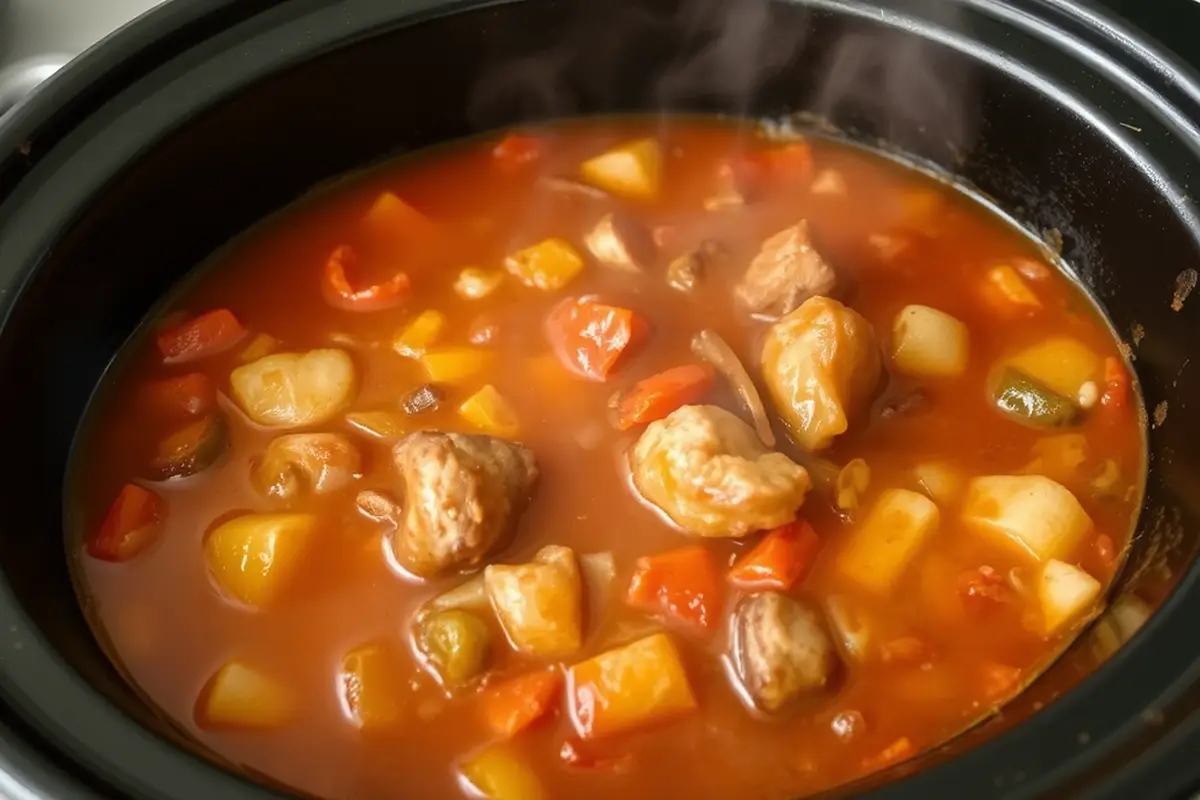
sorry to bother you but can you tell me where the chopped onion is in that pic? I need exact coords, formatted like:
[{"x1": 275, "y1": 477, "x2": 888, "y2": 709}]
[{"x1": 691, "y1": 329, "x2": 775, "y2": 447}]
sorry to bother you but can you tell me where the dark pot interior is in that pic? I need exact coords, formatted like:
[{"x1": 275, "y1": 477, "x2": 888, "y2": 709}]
[{"x1": 0, "y1": 0, "x2": 1199, "y2": 798}]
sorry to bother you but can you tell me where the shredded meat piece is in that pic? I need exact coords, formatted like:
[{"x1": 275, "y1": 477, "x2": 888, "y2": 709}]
[{"x1": 735, "y1": 221, "x2": 837, "y2": 319}]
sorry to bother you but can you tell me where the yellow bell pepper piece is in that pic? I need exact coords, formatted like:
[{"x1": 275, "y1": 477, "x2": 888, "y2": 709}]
[
  {"x1": 200, "y1": 661, "x2": 293, "y2": 730},
  {"x1": 459, "y1": 385, "x2": 520, "y2": 438},
  {"x1": 392, "y1": 309, "x2": 447, "y2": 358},
  {"x1": 460, "y1": 744, "x2": 545, "y2": 800},
  {"x1": 420, "y1": 348, "x2": 493, "y2": 383},
  {"x1": 504, "y1": 238, "x2": 584, "y2": 291}
]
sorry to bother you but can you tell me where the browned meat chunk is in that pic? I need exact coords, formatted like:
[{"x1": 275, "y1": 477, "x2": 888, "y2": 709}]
[
  {"x1": 735, "y1": 221, "x2": 837, "y2": 318},
  {"x1": 733, "y1": 592, "x2": 838, "y2": 712},
  {"x1": 666, "y1": 240, "x2": 728, "y2": 294},
  {"x1": 584, "y1": 212, "x2": 657, "y2": 273},
  {"x1": 391, "y1": 432, "x2": 538, "y2": 577}
]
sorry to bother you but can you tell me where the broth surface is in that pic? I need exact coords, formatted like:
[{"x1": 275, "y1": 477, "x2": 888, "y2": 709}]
[{"x1": 71, "y1": 118, "x2": 1144, "y2": 800}]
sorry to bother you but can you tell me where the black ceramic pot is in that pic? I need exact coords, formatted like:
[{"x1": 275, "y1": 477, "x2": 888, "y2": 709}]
[{"x1": 0, "y1": 1, "x2": 1198, "y2": 798}]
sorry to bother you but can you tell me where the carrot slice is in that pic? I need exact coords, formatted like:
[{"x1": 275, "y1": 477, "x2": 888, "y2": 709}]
[
  {"x1": 1101, "y1": 356, "x2": 1130, "y2": 411},
  {"x1": 482, "y1": 668, "x2": 563, "y2": 738},
  {"x1": 546, "y1": 297, "x2": 647, "y2": 382},
  {"x1": 322, "y1": 245, "x2": 410, "y2": 312},
  {"x1": 87, "y1": 484, "x2": 165, "y2": 562},
  {"x1": 614, "y1": 364, "x2": 715, "y2": 430},
  {"x1": 728, "y1": 520, "x2": 822, "y2": 591},
  {"x1": 156, "y1": 309, "x2": 246, "y2": 364},
  {"x1": 627, "y1": 545, "x2": 721, "y2": 631},
  {"x1": 141, "y1": 373, "x2": 216, "y2": 418},
  {"x1": 493, "y1": 133, "x2": 544, "y2": 168}
]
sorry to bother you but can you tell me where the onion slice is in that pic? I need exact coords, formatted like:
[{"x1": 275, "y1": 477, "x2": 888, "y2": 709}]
[{"x1": 691, "y1": 329, "x2": 775, "y2": 447}]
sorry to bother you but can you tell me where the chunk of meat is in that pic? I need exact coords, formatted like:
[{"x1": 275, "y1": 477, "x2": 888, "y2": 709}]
[
  {"x1": 584, "y1": 213, "x2": 657, "y2": 273},
  {"x1": 391, "y1": 432, "x2": 538, "y2": 577},
  {"x1": 666, "y1": 240, "x2": 727, "y2": 294},
  {"x1": 761, "y1": 296, "x2": 882, "y2": 451},
  {"x1": 254, "y1": 433, "x2": 361, "y2": 500},
  {"x1": 732, "y1": 591, "x2": 838, "y2": 712},
  {"x1": 629, "y1": 405, "x2": 810, "y2": 538},
  {"x1": 735, "y1": 221, "x2": 837, "y2": 319}
]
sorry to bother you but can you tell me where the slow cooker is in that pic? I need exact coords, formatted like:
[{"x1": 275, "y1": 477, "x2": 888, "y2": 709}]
[{"x1": 0, "y1": 0, "x2": 1198, "y2": 798}]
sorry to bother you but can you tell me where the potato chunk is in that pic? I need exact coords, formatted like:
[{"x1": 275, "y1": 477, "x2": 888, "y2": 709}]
[
  {"x1": 891, "y1": 304, "x2": 969, "y2": 378},
  {"x1": 459, "y1": 385, "x2": 520, "y2": 438},
  {"x1": 231, "y1": 349, "x2": 355, "y2": 428},
  {"x1": 504, "y1": 238, "x2": 585, "y2": 291},
  {"x1": 1039, "y1": 559, "x2": 1102, "y2": 636},
  {"x1": 761, "y1": 296, "x2": 882, "y2": 452},
  {"x1": 579, "y1": 138, "x2": 662, "y2": 200},
  {"x1": 253, "y1": 433, "x2": 361, "y2": 500},
  {"x1": 199, "y1": 661, "x2": 292, "y2": 730},
  {"x1": 460, "y1": 745, "x2": 546, "y2": 800},
  {"x1": 567, "y1": 633, "x2": 696, "y2": 740},
  {"x1": 837, "y1": 489, "x2": 939, "y2": 595},
  {"x1": 485, "y1": 545, "x2": 583, "y2": 659},
  {"x1": 205, "y1": 513, "x2": 317, "y2": 607},
  {"x1": 341, "y1": 642, "x2": 406, "y2": 732},
  {"x1": 962, "y1": 475, "x2": 1093, "y2": 562}
]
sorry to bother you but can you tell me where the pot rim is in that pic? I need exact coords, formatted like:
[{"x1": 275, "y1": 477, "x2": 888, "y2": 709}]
[{"x1": 0, "y1": 1, "x2": 1198, "y2": 799}]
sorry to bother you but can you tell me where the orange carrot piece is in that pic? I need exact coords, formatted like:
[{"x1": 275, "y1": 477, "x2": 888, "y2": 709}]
[
  {"x1": 156, "y1": 309, "x2": 246, "y2": 364},
  {"x1": 87, "y1": 484, "x2": 165, "y2": 562},
  {"x1": 981, "y1": 662, "x2": 1023, "y2": 700},
  {"x1": 322, "y1": 245, "x2": 410, "y2": 312},
  {"x1": 627, "y1": 545, "x2": 721, "y2": 631},
  {"x1": 614, "y1": 364, "x2": 715, "y2": 430},
  {"x1": 546, "y1": 297, "x2": 647, "y2": 382},
  {"x1": 862, "y1": 736, "x2": 915, "y2": 771},
  {"x1": 1101, "y1": 356, "x2": 1130, "y2": 410},
  {"x1": 482, "y1": 668, "x2": 563, "y2": 738},
  {"x1": 142, "y1": 373, "x2": 216, "y2": 418},
  {"x1": 493, "y1": 133, "x2": 544, "y2": 168},
  {"x1": 728, "y1": 520, "x2": 822, "y2": 591}
]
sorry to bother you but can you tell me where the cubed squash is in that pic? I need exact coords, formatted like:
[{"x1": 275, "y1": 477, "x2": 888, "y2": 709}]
[
  {"x1": 419, "y1": 347, "x2": 493, "y2": 383},
  {"x1": 460, "y1": 745, "x2": 546, "y2": 800},
  {"x1": 837, "y1": 489, "x2": 940, "y2": 594},
  {"x1": 199, "y1": 660, "x2": 292, "y2": 730},
  {"x1": 579, "y1": 138, "x2": 662, "y2": 200},
  {"x1": 1039, "y1": 559, "x2": 1102, "y2": 636},
  {"x1": 891, "y1": 305, "x2": 969, "y2": 378},
  {"x1": 962, "y1": 475, "x2": 1093, "y2": 562},
  {"x1": 485, "y1": 545, "x2": 583, "y2": 659},
  {"x1": 567, "y1": 632, "x2": 696, "y2": 740},
  {"x1": 392, "y1": 310, "x2": 447, "y2": 358},
  {"x1": 455, "y1": 268, "x2": 504, "y2": 300},
  {"x1": 1005, "y1": 337, "x2": 1101, "y2": 400},
  {"x1": 205, "y1": 513, "x2": 317, "y2": 607},
  {"x1": 504, "y1": 238, "x2": 585, "y2": 291},
  {"x1": 341, "y1": 642, "x2": 406, "y2": 732},
  {"x1": 345, "y1": 410, "x2": 410, "y2": 440},
  {"x1": 459, "y1": 385, "x2": 520, "y2": 438},
  {"x1": 230, "y1": 349, "x2": 356, "y2": 428}
]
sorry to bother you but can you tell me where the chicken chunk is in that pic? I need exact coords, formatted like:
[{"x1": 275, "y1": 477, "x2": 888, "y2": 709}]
[
  {"x1": 629, "y1": 405, "x2": 810, "y2": 538},
  {"x1": 735, "y1": 221, "x2": 837, "y2": 319},
  {"x1": 732, "y1": 592, "x2": 837, "y2": 712},
  {"x1": 761, "y1": 296, "x2": 882, "y2": 452},
  {"x1": 584, "y1": 212, "x2": 657, "y2": 273},
  {"x1": 390, "y1": 432, "x2": 538, "y2": 577}
]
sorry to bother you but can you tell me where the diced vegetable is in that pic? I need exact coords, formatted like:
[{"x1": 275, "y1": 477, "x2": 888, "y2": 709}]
[
  {"x1": 567, "y1": 633, "x2": 696, "y2": 740},
  {"x1": 199, "y1": 660, "x2": 292, "y2": 730},
  {"x1": 583, "y1": 213, "x2": 657, "y2": 273},
  {"x1": 485, "y1": 545, "x2": 583, "y2": 658},
  {"x1": 982, "y1": 265, "x2": 1041, "y2": 314},
  {"x1": 392, "y1": 310, "x2": 447, "y2": 358},
  {"x1": 493, "y1": 133, "x2": 544, "y2": 168},
  {"x1": 361, "y1": 191, "x2": 435, "y2": 245},
  {"x1": 400, "y1": 383, "x2": 445, "y2": 415},
  {"x1": 579, "y1": 138, "x2": 662, "y2": 200},
  {"x1": 460, "y1": 745, "x2": 546, "y2": 800},
  {"x1": 459, "y1": 385, "x2": 520, "y2": 438},
  {"x1": 426, "y1": 575, "x2": 489, "y2": 614},
  {"x1": 417, "y1": 609, "x2": 492, "y2": 687},
  {"x1": 728, "y1": 521, "x2": 822, "y2": 591},
  {"x1": 419, "y1": 347, "x2": 493, "y2": 383},
  {"x1": 546, "y1": 297, "x2": 644, "y2": 382},
  {"x1": 891, "y1": 305, "x2": 969, "y2": 378},
  {"x1": 837, "y1": 489, "x2": 940, "y2": 594},
  {"x1": 627, "y1": 545, "x2": 721, "y2": 631},
  {"x1": 152, "y1": 414, "x2": 227, "y2": 479},
  {"x1": 239, "y1": 332, "x2": 278, "y2": 363},
  {"x1": 613, "y1": 364, "x2": 715, "y2": 430},
  {"x1": 990, "y1": 367, "x2": 1080, "y2": 428},
  {"x1": 341, "y1": 642, "x2": 406, "y2": 732},
  {"x1": 157, "y1": 309, "x2": 246, "y2": 364},
  {"x1": 1006, "y1": 337, "x2": 1101, "y2": 400},
  {"x1": 253, "y1": 433, "x2": 361, "y2": 500},
  {"x1": 911, "y1": 461, "x2": 964, "y2": 505},
  {"x1": 1039, "y1": 559, "x2": 1102, "y2": 636},
  {"x1": 482, "y1": 668, "x2": 563, "y2": 738},
  {"x1": 87, "y1": 483, "x2": 165, "y2": 562},
  {"x1": 504, "y1": 238, "x2": 585, "y2": 291},
  {"x1": 142, "y1": 373, "x2": 216, "y2": 418},
  {"x1": 824, "y1": 595, "x2": 872, "y2": 662},
  {"x1": 835, "y1": 458, "x2": 871, "y2": 517},
  {"x1": 322, "y1": 245, "x2": 410, "y2": 312},
  {"x1": 345, "y1": 410, "x2": 409, "y2": 440},
  {"x1": 231, "y1": 349, "x2": 356, "y2": 428},
  {"x1": 692, "y1": 328, "x2": 774, "y2": 448},
  {"x1": 455, "y1": 267, "x2": 504, "y2": 300},
  {"x1": 962, "y1": 475, "x2": 1093, "y2": 562},
  {"x1": 204, "y1": 513, "x2": 317, "y2": 607},
  {"x1": 1101, "y1": 356, "x2": 1130, "y2": 410}
]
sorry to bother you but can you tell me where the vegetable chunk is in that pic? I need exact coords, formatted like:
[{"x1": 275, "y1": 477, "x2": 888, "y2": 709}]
[
  {"x1": 579, "y1": 138, "x2": 662, "y2": 200},
  {"x1": 1039, "y1": 559, "x2": 1102, "y2": 636},
  {"x1": 205, "y1": 513, "x2": 317, "y2": 607},
  {"x1": 546, "y1": 297, "x2": 645, "y2": 381},
  {"x1": 728, "y1": 520, "x2": 822, "y2": 591},
  {"x1": 505, "y1": 238, "x2": 585, "y2": 291},
  {"x1": 341, "y1": 642, "x2": 406, "y2": 732},
  {"x1": 418, "y1": 609, "x2": 492, "y2": 687},
  {"x1": 460, "y1": 745, "x2": 546, "y2": 800},
  {"x1": 486, "y1": 545, "x2": 583, "y2": 658},
  {"x1": 626, "y1": 545, "x2": 722, "y2": 631},
  {"x1": 962, "y1": 475, "x2": 1093, "y2": 562},
  {"x1": 567, "y1": 633, "x2": 696, "y2": 740},
  {"x1": 153, "y1": 414, "x2": 226, "y2": 479},
  {"x1": 837, "y1": 489, "x2": 940, "y2": 594},
  {"x1": 231, "y1": 349, "x2": 356, "y2": 428},
  {"x1": 459, "y1": 385, "x2": 520, "y2": 438},
  {"x1": 253, "y1": 433, "x2": 361, "y2": 499},
  {"x1": 393, "y1": 310, "x2": 447, "y2": 358},
  {"x1": 483, "y1": 668, "x2": 563, "y2": 738},
  {"x1": 613, "y1": 364, "x2": 715, "y2": 430},
  {"x1": 199, "y1": 661, "x2": 292, "y2": 730},
  {"x1": 157, "y1": 309, "x2": 246, "y2": 364},
  {"x1": 891, "y1": 305, "x2": 969, "y2": 378},
  {"x1": 420, "y1": 347, "x2": 493, "y2": 383},
  {"x1": 990, "y1": 368, "x2": 1080, "y2": 428},
  {"x1": 1005, "y1": 337, "x2": 1101, "y2": 400},
  {"x1": 88, "y1": 483, "x2": 165, "y2": 562}
]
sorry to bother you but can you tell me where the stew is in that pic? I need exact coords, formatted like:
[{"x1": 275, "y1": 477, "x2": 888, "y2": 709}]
[{"x1": 71, "y1": 118, "x2": 1144, "y2": 800}]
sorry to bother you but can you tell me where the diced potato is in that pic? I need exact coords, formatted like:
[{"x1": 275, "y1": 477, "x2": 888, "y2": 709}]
[
  {"x1": 1006, "y1": 337, "x2": 1101, "y2": 400},
  {"x1": 393, "y1": 310, "x2": 447, "y2": 358},
  {"x1": 460, "y1": 744, "x2": 546, "y2": 800},
  {"x1": 504, "y1": 238, "x2": 585, "y2": 291},
  {"x1": 962, "y1": 475, "x2": 1093, "y2": 562},
  {"x1": 567, "y1": 632, "x2": 696, "y2": 740},
  {"x1": 239, "y1": 332, "x2": 278, "y2": 363},
  {"x1": 485, "y1": 545, "x2": 583, "y2": 659},
  {"x1": 231, "y1": 349, "x2": 356, "y2": 428},
  {"x1": 891, "y1": 305, "x2": 969, "y2": 378},
  {"x1": 420, "y1": 347, "x2": 493, "y2": 384},
  {"x1": 983, "y1": 265, "x2": 1041, "y2": 312},
  {"x1": 417, "y1": 609, "x2": 492, "y2": 687},
  {"x1": 459, "y1": 385, "x2": 520, "y2": 438},
  {"x1": 455, "y1": 267, "x2": 504, "y2": 300},
  {"x1": 205, "y1": 513, "x2": 317, "y2": 607},
  {"x1": 1039, "y1": 559, "x2": 1102, "y2": 636},
  {"x1": 341, "y1": 642, "x2": 405, "y2": 732},
  {"x1": 345, "y1": 410, "x2": 410, "y2": 440},
  {"x1": 837, "y1": 489, "x2": 940, "y2": 594},
  {"x1": 824, "y1": 595, "x2": 872, "y2": 662},
  {"x1": 199, "y1": 660, "x2": 292, "y2": 730},
  {"x1": 911, "y1": 461, "x2": 964, "y2": 505},
  {"x1": 425, "y1": 575, "x2": 489, "y2": 614},
  {"x1": 579, "y1": 138, "x2": 662, "y2": 200}
]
